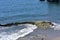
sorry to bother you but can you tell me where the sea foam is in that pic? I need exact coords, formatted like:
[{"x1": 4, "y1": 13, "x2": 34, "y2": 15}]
[
  {"x1": 0, "y1": 24, "x2": 37, "y2": 40},
  {"x1": 51, "y1": 22, "x2": 60, "y2": 30}
]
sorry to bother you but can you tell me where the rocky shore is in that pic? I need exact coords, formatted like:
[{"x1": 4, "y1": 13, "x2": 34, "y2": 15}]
[{"x1": 0, "y1": 21, "x2": 54, "y2": 29}]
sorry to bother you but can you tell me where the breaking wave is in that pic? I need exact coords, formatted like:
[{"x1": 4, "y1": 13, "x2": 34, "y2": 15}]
[
  {"x1": 0, "y1": 22, "x2": 60, "y2": 40},
  {"x1": 0, "y1": 24, "x2": 37, "y2": 40}
]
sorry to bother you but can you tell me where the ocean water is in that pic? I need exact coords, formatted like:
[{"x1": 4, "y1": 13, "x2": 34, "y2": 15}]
[
  {"x1": 0, "y1": 0, "x2": 60, "y2": 24},
  {"x1": 0, "y1": 0, "x2": 60, "y2": 40}
]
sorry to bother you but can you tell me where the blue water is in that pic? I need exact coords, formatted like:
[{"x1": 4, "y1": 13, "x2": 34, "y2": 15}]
[{"x1": 0, "y1": 0, "x2": 60, "y2": 24}]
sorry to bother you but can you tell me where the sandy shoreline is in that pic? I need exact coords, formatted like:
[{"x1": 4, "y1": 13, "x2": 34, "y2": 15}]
[
  {"x1": 52, "y1": 37, "x2": 60, "y2": 40},
  {"x1": 17, "y1": 28, "x2": 60, "y2": 40}
]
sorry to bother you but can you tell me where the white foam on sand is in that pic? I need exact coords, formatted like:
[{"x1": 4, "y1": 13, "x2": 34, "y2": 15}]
[
  {"x1": 54, "y1": 24, "x2": 60, "y2": 30},
  {"x1": 0, "y1": 24, "x2": 37, "y2": 40},
  {"x1": 51, "y1": 22, "x2": 60, "y2": 30}
]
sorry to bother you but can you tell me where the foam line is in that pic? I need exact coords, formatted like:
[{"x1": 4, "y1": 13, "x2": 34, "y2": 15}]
[{"x1": 0, "y1": 24, "x2": 37, "y2": 40}]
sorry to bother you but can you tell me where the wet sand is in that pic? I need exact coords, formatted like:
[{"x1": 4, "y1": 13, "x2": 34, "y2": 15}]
[
  {"x1": 52, "y1": 37, "x2": 60, "y2": 40},
  {"x1": 17, "y1": 28, "x2": 60, "y2": 40}
]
